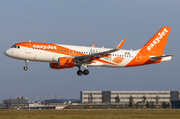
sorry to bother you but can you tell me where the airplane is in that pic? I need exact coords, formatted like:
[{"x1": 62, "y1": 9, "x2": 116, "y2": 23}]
[{"x1": 4, "y1": 26, "x2": 172, "y2": 76}]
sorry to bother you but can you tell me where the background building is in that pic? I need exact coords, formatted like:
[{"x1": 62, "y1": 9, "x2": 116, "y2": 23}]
[
  {"x1": 3, "y1": 96, "x2": 28, "y2": 106},
  {"x1": 81, "y1": 91, "x2": 180, "y2": 104},
  {"x1": 81, "y1": 91, "x2": 102, "y2": 103}
]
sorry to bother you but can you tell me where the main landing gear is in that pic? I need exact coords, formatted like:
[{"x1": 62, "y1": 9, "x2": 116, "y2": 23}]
[
  {"x1": 77, "y1": 66, "x2": 89, "y2": 76},
  {"x1": 23, "y1": 60, "x2": 29, "y2": 71}
]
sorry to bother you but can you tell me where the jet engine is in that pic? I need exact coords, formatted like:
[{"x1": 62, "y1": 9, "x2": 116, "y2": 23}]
[{"x1": 50, "y1": 58, "x2": 75, "y2": 69}]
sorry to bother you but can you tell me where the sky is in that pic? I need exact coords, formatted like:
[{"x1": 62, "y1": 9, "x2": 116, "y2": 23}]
[{"x1": 0, "y1": 0, "x2": 180, "y2": 102}]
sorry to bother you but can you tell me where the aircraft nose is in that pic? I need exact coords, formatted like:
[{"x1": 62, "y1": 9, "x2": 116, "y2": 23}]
[{"x1": 4, "y1": 49, "x2": 11, "y2": 57}]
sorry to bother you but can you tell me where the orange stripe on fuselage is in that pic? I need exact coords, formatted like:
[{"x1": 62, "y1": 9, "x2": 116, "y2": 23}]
[
  {"x1": 95, "y1": 59, "x2": 118, "y2": 66},
  {"x1": 15, "y1": 42, "x2": 85, "y2": 57}
]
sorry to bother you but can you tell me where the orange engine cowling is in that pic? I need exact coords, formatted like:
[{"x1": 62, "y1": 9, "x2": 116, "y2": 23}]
[{"x1": 50, "y1": 58, "x2": 75, "y2": 69}]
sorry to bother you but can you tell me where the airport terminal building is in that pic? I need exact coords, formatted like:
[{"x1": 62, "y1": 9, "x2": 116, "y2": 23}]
[{"x1": 80, "y1": 91, "x2": 180, "y2": 104}]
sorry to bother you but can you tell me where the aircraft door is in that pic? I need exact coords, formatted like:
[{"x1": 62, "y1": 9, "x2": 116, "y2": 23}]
[
  {"x1": 25, "y1": 43, "x2": 31, "y2": 54},
  {"x1": 136, "y1": 53, "x2": 141, "y2": 62}
]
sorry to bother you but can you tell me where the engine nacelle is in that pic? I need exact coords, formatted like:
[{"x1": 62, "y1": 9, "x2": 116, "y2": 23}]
[{"x1": 50, "y1": 58, "x2": 75, "y2": 69}]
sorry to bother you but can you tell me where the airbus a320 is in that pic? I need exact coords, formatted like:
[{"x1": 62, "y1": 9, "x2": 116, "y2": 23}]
[{"x1": 4, "y1": 26, "x2": 172, "y2": 76}]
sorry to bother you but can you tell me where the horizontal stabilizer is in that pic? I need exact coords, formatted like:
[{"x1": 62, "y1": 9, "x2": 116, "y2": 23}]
[{"x1": 149, "y1": 55, "x2": 173, "y2": 61}]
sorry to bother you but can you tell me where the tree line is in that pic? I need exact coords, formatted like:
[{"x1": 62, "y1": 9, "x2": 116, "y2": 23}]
[
  {"x1": 88, "y1": 94, "x2": 171, "y2": 109},
  {"x1": 115, "y1": 95, "x2": 170, "y2": 109}
]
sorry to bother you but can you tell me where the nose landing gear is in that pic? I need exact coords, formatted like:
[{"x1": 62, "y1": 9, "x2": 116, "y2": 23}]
[
  {"x1": 23, "y1": 60, "x2": 29, "y2": 71},
  {"x1": 23, "y1": 66, "x2": 28, "y2": 70}
]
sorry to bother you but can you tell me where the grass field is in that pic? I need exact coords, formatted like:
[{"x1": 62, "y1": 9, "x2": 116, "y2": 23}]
[{"x1": 0, "y1": 110, "x2": 180, "y2": 119}]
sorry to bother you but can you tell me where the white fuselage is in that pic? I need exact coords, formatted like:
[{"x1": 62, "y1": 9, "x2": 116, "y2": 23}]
[{"x1": 4, "y1": 44, "x2": 139, "y2": 68}]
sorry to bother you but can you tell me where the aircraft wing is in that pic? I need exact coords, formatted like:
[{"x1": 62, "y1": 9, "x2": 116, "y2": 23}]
[{"x1": 74, "y1": 39, "x2": 126, "y2": 64}]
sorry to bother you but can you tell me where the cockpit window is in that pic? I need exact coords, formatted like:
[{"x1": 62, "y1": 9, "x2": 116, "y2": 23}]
[{"x1": 11, "y1": 45, "x2": 20, "y2": 49}]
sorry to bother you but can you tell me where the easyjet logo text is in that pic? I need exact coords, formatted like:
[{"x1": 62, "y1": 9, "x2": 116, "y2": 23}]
[
  {"x1": 147, "y1": 28, "x2": 168, "y2": 50},
  {"x1": 33, "y1": 45, "x2": 57, "y2": 49}
]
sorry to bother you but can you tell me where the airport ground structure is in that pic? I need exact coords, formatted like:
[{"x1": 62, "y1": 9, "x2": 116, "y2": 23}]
[
  {"x1": 1, "y1": 91, "x2": 180, "y2": 109},
  {"x1": 80, "y1": 91, "x2": 180, "y2": 104},
  {"x1": 3, "y1": 96, "x2": 29, "y2": 107}
]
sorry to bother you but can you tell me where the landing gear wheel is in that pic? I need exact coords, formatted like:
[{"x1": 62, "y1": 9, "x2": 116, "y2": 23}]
[
  {"x1": 77, "y1": 70, "x2": 83, "y2": 76},
  {"x1": 23, "y1": 60, "x2": 29, "y2": 71},
  {"x1": 23, "y1": 66, "x2": 28, "y2": 71},
  {"x1": 83, "y1": 70, "x2": 89, "y2": 75}
]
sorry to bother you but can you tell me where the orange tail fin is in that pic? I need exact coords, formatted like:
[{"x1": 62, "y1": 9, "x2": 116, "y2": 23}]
[{"x1": 141, "y1": 26, "x2": 171, "y2": 55}]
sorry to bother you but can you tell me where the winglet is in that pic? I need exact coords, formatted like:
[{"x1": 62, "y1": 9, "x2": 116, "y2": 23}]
[
  {"x1": 116, "y1": 38, "x2": 126, "y2": 49},
  {"x1": 92, "y1": 44, "x2": 96, "y2": 47}
]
